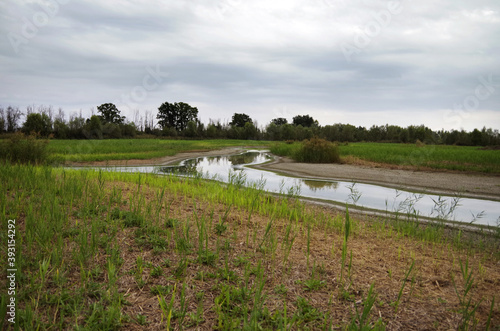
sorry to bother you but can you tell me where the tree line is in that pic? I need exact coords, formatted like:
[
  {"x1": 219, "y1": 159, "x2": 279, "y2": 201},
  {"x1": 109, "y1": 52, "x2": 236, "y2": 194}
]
[{"x1": 1, "y1": 103, "x2": 499, "y2": 146}]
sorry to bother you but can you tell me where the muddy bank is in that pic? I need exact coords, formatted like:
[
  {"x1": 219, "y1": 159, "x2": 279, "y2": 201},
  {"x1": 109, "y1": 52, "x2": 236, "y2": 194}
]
[
  {"x1": 66, "y1": 147, "x2": 246, "y2": 167},
  {"x1": 256, "y1": 156, "x2": 500, "y2": 201}
]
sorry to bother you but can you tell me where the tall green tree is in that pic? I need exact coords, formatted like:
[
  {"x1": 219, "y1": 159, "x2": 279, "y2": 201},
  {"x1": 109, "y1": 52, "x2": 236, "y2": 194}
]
[
  {"x1": 83, "y1": 115, "x2": 103, "y2": 139},
  {"x1": 230, "y1": 113, "x2": 252, "y2": 128},
  {"x1": 292, "y1": 115, "x2": 317, "y2": 127},
  {"x1": 97, "y1": 103, "x2": 125, "y2": 124},
  {"x1": 271, "y1": 117, "x2": 288, "y2": 126},
  {"x1": 157, "y1": 102, "x2": 198, "y2": 131},
  {"x1": 22, "y1": 113, "x2": 52, "y2": 137}
]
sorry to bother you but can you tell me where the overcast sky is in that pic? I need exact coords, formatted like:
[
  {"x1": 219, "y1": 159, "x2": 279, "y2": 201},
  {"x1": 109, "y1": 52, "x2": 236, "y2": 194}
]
[{"x1": 1, "y1": 0, "x2": 499, "y2": 131}]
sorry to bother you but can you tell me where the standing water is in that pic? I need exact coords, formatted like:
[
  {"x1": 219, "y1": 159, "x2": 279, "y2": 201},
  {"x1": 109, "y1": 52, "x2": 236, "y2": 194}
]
[{"x1": 95, "y1": 150, "x2": 500, "y2": 227}]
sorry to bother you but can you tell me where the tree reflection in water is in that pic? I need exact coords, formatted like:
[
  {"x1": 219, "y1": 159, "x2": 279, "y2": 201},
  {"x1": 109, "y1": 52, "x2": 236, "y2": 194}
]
[
  {"x1": 158, "y1": 158, "x2": 202, "y2": 176},
  {"x1": 228, "y1": 152, "x2": 261, "y2": 165},
  {"x1": 302, "y1": 179, "x2": 339, "y2": 192}
]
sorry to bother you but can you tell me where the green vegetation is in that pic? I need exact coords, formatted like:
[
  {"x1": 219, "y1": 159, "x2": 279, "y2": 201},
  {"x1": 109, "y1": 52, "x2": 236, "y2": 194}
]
[
  {"x1": 157, "y1": 102, "x2": 198, "y2": 131},
  {"x1": 46, "y1": 139, "x2": 270, "y2": 163},
  {"x1": 1, "y1": 163, "x2": 498, "y2": 329},
  {"x1": 272, "y1": 141, "x2": 500, "y2": 173},
  {"x1": 271, "y1": 138, "x2": 340, "y2": 163},
  {"x1": 3, "y1": 103, "x2": 500, "y2": 145},
  {"x1": 0, "y1": 133, "x2": 49, "y2": 164},
  {"x1": 340, "y1": 143, "x2": 500, "y2": 173},
  {"x1": 2, "y1": 135, "x2": 498, "y2": 173}
]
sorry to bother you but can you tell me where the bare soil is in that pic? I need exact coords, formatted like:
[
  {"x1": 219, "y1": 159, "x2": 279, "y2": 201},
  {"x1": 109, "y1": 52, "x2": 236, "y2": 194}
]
[
  {"x1": 256, "y1": 156, "x2": 500, "y2": 201},
  {"x1": 99, "y1": 181, "x2": 500, "y2": 329},
  {"x1": 46, "y1": 150, "x2": 500, "y2": 329},
  {"x1": 66, "y1": 147, "x2": 246, "y2": 167}
]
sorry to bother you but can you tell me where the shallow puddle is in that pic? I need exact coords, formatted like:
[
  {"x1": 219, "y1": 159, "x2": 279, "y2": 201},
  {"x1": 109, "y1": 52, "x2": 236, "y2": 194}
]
[{"x1": 87, "y1": 150, "x2": 500, "y2": 227}]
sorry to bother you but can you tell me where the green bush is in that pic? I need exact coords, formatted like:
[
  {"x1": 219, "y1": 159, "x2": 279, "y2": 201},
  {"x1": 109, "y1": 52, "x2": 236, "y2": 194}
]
[
  {"x1": 0, "y1": 133, "x2": 49, "y2": 164},
  {"x1": 269, "y1": 141, "x2": 301, "y2": 157},
  {"x1": 270, "y1": 138, "x2": 340, "y2": 163},
  {"x1": 293, "y1": 137, "x2": 340, "y2": 163}
]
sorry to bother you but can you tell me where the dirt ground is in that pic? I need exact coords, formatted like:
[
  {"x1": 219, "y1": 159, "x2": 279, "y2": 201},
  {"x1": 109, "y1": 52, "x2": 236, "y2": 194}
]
[
  {"x1": 59, "y1": 149, "x2": 500, "y2": 329},
  {"x1": 256, "y1": 156, "x2": 500, "y2": 201},
  {"x1": 71, "y1": 147, "x2": 500, "y2": 201},
  {"x1": 67, "y1": 147, "x2": 245, "y2": 167}
]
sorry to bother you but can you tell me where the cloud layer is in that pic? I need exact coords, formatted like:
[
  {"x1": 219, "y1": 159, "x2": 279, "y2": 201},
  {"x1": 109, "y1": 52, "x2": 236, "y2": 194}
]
[{"x1": 1, "y1": 0, "x2": 499, "y2": 130}]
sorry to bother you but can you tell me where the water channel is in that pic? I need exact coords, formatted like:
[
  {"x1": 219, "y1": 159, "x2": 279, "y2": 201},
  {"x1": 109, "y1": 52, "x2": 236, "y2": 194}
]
[{"x1": 93, "y1": 150, "x2": 500, "y2": 227}]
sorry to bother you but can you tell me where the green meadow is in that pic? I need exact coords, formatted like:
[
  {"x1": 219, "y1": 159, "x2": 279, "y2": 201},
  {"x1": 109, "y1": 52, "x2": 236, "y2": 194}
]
[
  {"x1": 47, "y1": 139, "x2": 271, "y2": 163},
  {"x1": 39, "y1": 138, "x2": 500, "y2": 174},
  {"x1": 1, "y1": 163, "x2": 499, "y2": 330},
  {"x1": 271, "y1": 142, "x2": 500, "y2": 173}
]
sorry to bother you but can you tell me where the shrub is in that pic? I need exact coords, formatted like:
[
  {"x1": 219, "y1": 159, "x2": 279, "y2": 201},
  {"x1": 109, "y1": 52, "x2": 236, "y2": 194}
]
[
  {"x1": 269, "y1": 141, "x2": 301, "y2": 157},
  {"x1": 293, "y1": 137, "x2": 340, "y2": 163},
  {"x1": 0, "y1": 132, "x2": 49, "y2": 164}
]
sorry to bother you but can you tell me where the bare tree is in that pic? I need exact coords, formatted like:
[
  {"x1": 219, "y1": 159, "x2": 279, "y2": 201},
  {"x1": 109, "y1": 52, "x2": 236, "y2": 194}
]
[
  {"x1": 56, "y1": 107, "x2": 65, "y2": 123},
  {"x1": 133, "y1": 109, "x2": 140, "y2": 127},
  {"x1": 144, "y1": 110, "x2": 152, "y2": 131},
  {"x1": 6, "y1": 106, "x2": 22, "y2": 132},
  {"x1": 37, "y1": 105, "x2": 54, "y2": 122},
  {"x1": 26, "y1": 104, "x2": 35, "y2": 116},
  {"x1": 37, "y1": 104, "x2": 45, "y2": 114},
  {"x1": 0, "y1": 107, "x2": 5, "y2": 132},
  {"x1": 47, "y1": 105, "x2": 53, "y2": 122}
]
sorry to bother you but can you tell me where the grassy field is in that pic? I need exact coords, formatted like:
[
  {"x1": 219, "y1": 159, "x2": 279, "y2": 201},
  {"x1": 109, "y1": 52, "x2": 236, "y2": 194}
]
[
  {"x1": 47, "y1": 139, "x2": 271, "y2": 163},
  {"x1": 271, "y1": 142, "x2": 500, "y2": 173},
  {"x1": 40, "y1": 139, "x2": 500, "y2": 173},
  {"x1": 1, "y1": 163, "x2": 499, "y2": 330}
]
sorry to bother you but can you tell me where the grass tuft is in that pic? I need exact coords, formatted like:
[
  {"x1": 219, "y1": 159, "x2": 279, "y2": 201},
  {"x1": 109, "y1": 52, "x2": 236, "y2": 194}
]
[{"x1": 0, "y1": 132, "x2": 49, "y2": 164}]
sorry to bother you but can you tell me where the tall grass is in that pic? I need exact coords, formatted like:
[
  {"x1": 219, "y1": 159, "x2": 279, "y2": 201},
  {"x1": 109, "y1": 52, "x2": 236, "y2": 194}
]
[{"x1": 0, "y1": 163, "x2": 498, "y2": 329}]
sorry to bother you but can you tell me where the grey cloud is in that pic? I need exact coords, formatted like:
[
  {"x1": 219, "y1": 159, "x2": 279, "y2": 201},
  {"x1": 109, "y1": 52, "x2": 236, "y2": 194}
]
[{"x1": 0, "y1": 0, "x2": 498, "y2": 131}]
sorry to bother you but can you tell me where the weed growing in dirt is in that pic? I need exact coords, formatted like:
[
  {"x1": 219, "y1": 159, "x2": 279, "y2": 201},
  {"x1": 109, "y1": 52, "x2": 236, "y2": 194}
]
[{"x1": 1, "y1": 163, "x2": 499, "y2": 329}]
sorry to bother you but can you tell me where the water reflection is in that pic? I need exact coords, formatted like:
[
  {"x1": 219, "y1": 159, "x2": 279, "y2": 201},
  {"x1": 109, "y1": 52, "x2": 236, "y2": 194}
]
[
  {"x1": 157, "y1": 151, "x2": 270, "y2": 177},
  {"x1": 159, "y1": 158, "x2": 201, "y2": 175},
  {"x1": 91, "y1": 150, "x2": 500, "y2": 227},
  {"x1": 303, "y1": 180, "x2": 339, "y2": 192},
  {"x1": 229, "y1": 152, "x2": 271, "y2": 166}
]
